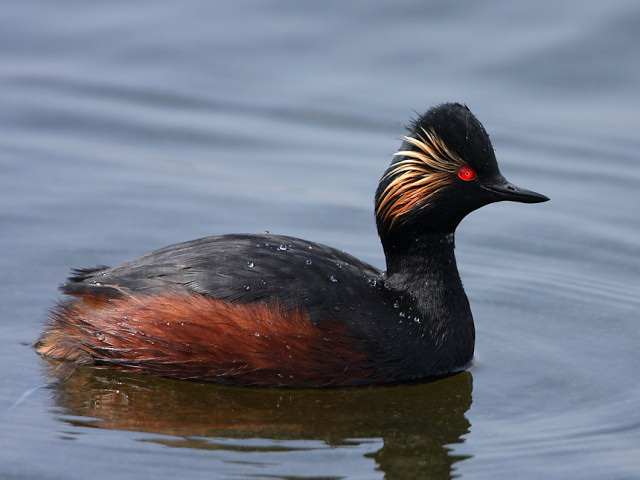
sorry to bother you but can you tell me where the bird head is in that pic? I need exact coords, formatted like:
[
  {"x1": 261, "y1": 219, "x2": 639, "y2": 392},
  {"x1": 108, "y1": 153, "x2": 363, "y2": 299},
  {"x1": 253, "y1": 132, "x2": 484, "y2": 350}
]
[{"x1": 375, "y1": 103, "x2": 548, "y2": 242}]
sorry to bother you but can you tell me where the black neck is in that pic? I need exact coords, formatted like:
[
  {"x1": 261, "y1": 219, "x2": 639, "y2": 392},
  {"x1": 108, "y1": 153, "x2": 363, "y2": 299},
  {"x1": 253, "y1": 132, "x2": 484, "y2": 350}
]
[
  {"x1": 384, "y1": 232, "x2": 461, "y2": 304},
  {"x1": 382, "y1": 231, "x2": 474, "y2": 365}
]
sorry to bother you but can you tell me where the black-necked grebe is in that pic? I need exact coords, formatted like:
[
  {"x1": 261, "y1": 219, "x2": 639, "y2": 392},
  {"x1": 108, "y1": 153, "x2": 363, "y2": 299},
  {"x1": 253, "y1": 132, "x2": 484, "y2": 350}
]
[{"x1": 37, "y1": 103, "x2": 548, "y2": 386}]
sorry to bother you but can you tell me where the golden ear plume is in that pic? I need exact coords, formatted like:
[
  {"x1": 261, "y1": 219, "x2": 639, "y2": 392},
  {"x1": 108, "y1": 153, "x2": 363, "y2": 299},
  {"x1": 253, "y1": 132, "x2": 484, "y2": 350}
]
[{"x1": 376, "y1": 127, "x2": 467, "y2": 228}]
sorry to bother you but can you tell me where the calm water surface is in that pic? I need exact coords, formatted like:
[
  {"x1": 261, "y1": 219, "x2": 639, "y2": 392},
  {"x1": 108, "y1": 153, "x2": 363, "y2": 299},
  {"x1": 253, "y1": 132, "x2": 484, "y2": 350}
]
[{"x1": 1, "y1": 1, "x2": 639, "y2": 479}]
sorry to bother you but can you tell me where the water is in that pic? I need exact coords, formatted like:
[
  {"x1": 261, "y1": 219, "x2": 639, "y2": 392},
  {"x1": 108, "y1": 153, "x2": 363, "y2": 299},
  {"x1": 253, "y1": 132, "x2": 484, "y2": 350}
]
[{"x1": 1, "y1": 1, "x2": 639, "y2": 478}]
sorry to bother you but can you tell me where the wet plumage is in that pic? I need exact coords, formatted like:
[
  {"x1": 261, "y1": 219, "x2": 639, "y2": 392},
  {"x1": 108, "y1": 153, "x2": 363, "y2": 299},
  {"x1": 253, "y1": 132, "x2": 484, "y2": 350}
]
[{"x1": 37, "y1": 103, "x2": 548, "y2": 387}]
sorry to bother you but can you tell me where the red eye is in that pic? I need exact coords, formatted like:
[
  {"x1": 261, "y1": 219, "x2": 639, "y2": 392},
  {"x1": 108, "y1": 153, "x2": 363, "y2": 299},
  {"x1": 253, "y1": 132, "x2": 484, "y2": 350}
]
[{"x1": 458, "y1": 166, "x2": 477, "y2": 181}]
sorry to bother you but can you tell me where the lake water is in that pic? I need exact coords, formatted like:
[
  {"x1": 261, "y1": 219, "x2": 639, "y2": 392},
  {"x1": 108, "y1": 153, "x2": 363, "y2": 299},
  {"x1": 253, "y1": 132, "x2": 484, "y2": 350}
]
[{"x1": 1, "y1": 1, "x2": 639, "y2": 479}]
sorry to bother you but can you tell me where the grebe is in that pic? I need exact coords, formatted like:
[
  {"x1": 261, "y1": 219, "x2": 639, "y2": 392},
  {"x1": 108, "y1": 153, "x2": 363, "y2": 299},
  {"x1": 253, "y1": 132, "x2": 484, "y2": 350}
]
[{"x1": 37, "y1": 103, "x2": 548, "y2": 387}]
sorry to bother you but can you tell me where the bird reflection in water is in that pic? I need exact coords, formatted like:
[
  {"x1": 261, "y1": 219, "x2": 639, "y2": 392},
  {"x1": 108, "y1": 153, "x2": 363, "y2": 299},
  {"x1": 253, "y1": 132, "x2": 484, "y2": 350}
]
[{"x1": 43, "y1": 360, "x2": 473, "y2": 479}]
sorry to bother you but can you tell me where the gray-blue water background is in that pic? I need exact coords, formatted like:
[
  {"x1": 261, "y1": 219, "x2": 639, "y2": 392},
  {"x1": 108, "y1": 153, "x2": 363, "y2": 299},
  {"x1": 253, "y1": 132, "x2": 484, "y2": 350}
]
[{"x1": 1, "y1": 1, "x2": 639, "y2": 479}]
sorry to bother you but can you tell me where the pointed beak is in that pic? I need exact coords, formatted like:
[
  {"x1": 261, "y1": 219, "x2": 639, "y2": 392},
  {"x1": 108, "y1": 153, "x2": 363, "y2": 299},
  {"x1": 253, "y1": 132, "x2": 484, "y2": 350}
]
[{"x1": 481, "y1": 177, "x2": 549, "y2": 204}]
